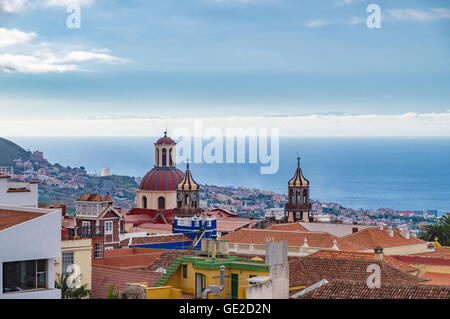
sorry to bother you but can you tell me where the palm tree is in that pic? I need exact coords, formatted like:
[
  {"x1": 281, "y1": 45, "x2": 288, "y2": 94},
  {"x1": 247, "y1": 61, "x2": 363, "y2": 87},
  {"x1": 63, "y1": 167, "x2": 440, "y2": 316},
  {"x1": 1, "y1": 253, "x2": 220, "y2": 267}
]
[
  {"x1": 420, "y1": 215, "x2": 450, "y2": 246},
  {"x1": 55, "y1": 272, "x2": 91, "y2": 299}
]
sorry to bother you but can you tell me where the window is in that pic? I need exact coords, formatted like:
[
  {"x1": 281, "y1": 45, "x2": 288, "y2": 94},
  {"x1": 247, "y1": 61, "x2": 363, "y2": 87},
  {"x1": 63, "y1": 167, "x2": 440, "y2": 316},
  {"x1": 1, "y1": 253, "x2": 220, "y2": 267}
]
[
  {"x1": 158, "y1": 196, "x2": 165, "y2": 209},
  {"x1": 94, "y1": 241, "x2": 104, "y2": 259},
  {"x1": 62, "y1": 252, "x2": 74, "y2": 274},
  {"x1": 105, "y1": 221, "x2": 113, "y2": 234},
  {"x1": 3, "y1": 259, "x2": 47, "y2": 293},
  {"x1": 82, "y1": 221, "x2": 90, "y2": 235},
  {"x1": 142, "y1": 195, "x2": 147, "y2": 209},
  {"x1": 169, "y1": 149, "x2": 173, "y2": 166},
  {"x1": 182, "y1": 264, "x2": 188, "y2": 278},
  {"x1": 162, "y1": 148, "x2": 167, "y2": 166}
]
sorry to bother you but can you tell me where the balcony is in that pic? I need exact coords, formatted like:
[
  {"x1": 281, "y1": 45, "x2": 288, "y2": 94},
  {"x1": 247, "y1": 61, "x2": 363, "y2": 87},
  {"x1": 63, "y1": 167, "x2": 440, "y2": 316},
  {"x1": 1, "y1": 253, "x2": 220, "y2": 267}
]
[
  {"x1": 285, "y1": 203, "x2": 312, "y2": 211},
  {"x1": 68, "y1": 226, "x2": 104, "y2": 239}
]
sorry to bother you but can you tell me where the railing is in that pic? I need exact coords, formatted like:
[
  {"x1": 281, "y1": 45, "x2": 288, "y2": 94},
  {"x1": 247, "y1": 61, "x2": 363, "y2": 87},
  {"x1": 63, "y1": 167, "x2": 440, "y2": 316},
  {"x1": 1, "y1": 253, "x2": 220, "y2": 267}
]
[
  {"x1": 68, "y1": 226, "x2": 104, "y2": 239},
  {"x1": 285, "y1": 203, "x2": 312, "y2": 211}
]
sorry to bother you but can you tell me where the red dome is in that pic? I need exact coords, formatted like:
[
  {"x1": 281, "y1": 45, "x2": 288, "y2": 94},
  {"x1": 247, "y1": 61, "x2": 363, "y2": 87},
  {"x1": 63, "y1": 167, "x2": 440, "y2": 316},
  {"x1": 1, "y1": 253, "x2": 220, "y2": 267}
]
[
  {"x1": 139, "y1": 167, "x2": 184, "y2": 191},
  {"x1": 155, "y1": 135, "x2": 176, "y2": 145}
]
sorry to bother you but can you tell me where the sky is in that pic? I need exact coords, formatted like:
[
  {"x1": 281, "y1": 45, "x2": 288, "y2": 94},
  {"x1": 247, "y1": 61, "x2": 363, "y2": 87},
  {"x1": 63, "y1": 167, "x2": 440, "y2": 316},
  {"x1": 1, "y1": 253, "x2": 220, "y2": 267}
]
[{"x1": 0, "y1": 0, "x2": 449, "y2": 136}]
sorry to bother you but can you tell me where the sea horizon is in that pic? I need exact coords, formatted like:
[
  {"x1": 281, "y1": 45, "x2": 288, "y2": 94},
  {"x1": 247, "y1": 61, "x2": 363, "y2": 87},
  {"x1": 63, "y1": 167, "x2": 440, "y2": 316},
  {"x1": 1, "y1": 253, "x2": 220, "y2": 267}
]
[{"x1": 6, "y1": 136, "x2": 450, "y2": 216}]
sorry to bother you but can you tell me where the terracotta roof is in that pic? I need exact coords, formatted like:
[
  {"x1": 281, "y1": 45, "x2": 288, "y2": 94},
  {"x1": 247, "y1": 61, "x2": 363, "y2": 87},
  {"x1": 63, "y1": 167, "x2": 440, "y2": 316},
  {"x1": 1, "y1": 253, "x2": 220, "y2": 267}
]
[
  {"x1": 266, "y1": 223, "x2": 309, "y2": 232},
  {"x1": 127, "y1": 208, "x2": 175, "y2": 225},
  {"x1": 61, "y1": 218, "x2": 75, "y2": 229},
  {"x1": 288, "y1": 256, "x2": 425, "y2": 288},
  {"x1": 127, "y1": 234, "x2": 192, "y2": 246},
  {"x1": 309, "y1": 250, "x2": 418, "y2": 273},
  {"x1": 217, "y1": 220, "x2": 250, "y2": 233},
  {"x1": 419, "y1": 272, "x2": 450, "y2": 286},
  {"x1": 0, "y1": 209, "x2": 45, "y2": 231},
  {"x1": 391, "y1": 255, "x2": 450, "y2": 267},
  {"x1": 296, "y1": 280, "x2": 450, "y2": 299},
  {"x1": 341, "y1": 227, "x2": 425, "y2": 249},
  {"x1": 147, "y1": 250, "x2": 196, "y2": 272},
  {"x1": 93, "y1": 248, "x2": 166, "y2": 269},
  {"x1": 91, "y1": 265, "x2": 162, "y2": 299},
  {"x1": 411, "y1": 249, "x2": 450, "y2": 259},
  {"x1": 221, "y1": 228, "x2": 364, "y2": 251},
  {"x1": 76, "y1": 193, "x2": 113, "y2": 202}
]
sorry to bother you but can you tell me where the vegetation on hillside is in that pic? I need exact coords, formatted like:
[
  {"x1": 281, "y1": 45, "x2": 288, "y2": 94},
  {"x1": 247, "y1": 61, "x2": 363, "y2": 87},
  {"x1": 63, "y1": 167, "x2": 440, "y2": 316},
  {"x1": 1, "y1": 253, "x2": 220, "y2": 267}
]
[{"x1": 0, "y1": 137, "x2": 31, "y2": 166}]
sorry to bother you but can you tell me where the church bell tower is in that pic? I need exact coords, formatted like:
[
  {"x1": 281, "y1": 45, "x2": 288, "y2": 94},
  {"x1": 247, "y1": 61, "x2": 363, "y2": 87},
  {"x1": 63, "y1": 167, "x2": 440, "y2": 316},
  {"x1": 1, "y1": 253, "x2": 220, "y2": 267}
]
[
  {"x1": 286, "y1": 156, "x2": 312, "y2": 223},
  {"x1": 174, "y1": 162, "x2": 201, "y2": 218}
]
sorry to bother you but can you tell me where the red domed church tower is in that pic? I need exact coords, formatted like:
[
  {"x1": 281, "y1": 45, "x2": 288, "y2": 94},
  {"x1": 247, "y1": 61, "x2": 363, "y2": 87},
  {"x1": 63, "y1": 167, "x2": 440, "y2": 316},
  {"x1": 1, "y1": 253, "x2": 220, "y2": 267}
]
[{"x1": 136, "y1": 131, "x2": 185, "y2": 210}]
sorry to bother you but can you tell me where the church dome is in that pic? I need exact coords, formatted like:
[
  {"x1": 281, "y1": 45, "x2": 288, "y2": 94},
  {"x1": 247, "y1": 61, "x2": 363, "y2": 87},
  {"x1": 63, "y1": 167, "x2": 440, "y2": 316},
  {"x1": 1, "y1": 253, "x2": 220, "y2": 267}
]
[
  {"x1": 139, "y1": 167, "x2": 184, "y2": 191},
  {"x1": 177, "y1": 163, "x2": 199, "y2": 191},
  {"x1": 289, "y1": 157, "x2": 310, "y2": 187},
  {"x1": 155, "y1": 131, "x2": 176, "y2": 145}
]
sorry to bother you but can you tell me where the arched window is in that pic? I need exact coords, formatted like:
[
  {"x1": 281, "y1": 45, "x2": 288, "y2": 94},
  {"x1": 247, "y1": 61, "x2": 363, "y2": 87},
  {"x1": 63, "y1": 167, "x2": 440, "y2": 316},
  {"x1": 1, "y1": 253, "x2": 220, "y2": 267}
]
[
  {"x1": 156, "y1": 149, "x2": 159, "y2": 166},
  {"x1": 142, "y1": 196, "x2": 147, "y2": 209},
  {"x1": 303, "y1": 189, "x2": 308, "y2": 203},
  {"x1": 169, "y1": 149, "x2": 173, "y2": 166},
  {"x1": 185, "y1": 194, "x2": 189, "y2": 207},
  {"x1": 289, "y1": 189, "x2": 293, "y2": 204},
  {"x1": 296, "y1": 189, "x2": 301, "y2": 204},
  {"x1": 162, "y1": 149, "x2": 167, "y2": 166},
  {"x1": 158, "y1": 196, "x2": 165, "y2": 209}
]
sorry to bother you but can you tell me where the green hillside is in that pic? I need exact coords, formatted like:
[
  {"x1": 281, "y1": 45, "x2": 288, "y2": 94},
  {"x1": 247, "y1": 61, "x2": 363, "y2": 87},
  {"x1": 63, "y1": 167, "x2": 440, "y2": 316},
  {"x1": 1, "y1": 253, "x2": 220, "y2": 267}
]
[{"x1": 0, "y1": 137, "x2": 31, "y2": 166}]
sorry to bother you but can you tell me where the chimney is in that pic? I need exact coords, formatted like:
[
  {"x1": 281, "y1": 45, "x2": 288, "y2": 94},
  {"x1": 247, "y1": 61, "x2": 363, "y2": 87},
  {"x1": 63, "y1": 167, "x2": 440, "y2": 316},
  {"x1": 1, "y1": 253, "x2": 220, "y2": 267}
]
[
  {"x1": 374, "y1": 246, "x2": 384, "y2": 262},
  {"x1": 378, "y1": 225, "x2": 383, "y2": 230}
]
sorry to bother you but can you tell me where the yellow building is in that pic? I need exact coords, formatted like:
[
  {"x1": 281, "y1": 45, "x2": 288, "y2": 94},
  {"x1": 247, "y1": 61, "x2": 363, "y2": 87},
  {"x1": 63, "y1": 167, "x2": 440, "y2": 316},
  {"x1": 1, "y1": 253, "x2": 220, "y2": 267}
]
[
  {"x1": 125, "y1": 240, "x2": 290, "y2": 299},
  {"x1": 54, "y1": 238, "x2": 93, "y2": 290},
  {"x1": 129, "y1": 254, "x2": 269, "y2": 299}
]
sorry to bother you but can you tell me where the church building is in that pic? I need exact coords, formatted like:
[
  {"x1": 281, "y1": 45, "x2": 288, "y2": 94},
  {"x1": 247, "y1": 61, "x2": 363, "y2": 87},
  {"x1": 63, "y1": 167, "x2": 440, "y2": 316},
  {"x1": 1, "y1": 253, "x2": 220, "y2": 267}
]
[
  {"x1": 136, "y1": 132, "x2": 185, "y2": 210},
  {"x1": 285, "y1": 157, "x2": 312, "y2": 223}
]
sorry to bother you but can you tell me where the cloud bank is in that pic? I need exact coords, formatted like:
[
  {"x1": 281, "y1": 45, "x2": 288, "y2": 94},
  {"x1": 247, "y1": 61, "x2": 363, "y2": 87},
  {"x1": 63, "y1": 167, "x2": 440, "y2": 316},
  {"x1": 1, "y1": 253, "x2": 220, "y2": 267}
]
[{"x1": 1, "y1": 112, "x2": 449, "y2": 136}]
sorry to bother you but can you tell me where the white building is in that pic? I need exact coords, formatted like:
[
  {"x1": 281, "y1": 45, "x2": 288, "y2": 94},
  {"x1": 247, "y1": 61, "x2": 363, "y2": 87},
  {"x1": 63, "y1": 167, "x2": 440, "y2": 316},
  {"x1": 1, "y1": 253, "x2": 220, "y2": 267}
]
[
  {"x1": 0, "y1": 205, "x2": 61, "y2": 299},
  {"x1": 0, "y1": 174, "x2": 38, "y2": 208}
]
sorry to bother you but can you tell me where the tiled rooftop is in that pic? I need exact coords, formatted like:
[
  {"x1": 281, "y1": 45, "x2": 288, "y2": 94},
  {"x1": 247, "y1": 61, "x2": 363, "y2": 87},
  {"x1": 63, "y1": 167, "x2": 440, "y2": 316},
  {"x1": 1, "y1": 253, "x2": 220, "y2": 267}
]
[
  {"x1": 0, "y1": 208, "x2": 46, "y2": 231},
  {"x1": 124, "y1": 234, "x2": 192, "y2": 247},
  {"x1": 288, "y1": 256, "x2": 425, "y2": 287},
  {"x1": 341, "y1": 227, "x2": 425, "y2": 249},
  {"x1": 309, "y1": 250, "x2": 418, "y2": 273},
  {"x1": 295, "y1": 279, "x2": 450, "y2": 299},
  {"x1": 419, "y1": 272, "x2": 450, "y2": 286},
  {"x1": 266, "y1": 223, "x2": 309, "y2": 232},
  {"x1": 221, "y1": 228, "x2": 364, "y2": 251},
  {"x1": 91, "y1": 265, "x2": 162, "y2": 299}
]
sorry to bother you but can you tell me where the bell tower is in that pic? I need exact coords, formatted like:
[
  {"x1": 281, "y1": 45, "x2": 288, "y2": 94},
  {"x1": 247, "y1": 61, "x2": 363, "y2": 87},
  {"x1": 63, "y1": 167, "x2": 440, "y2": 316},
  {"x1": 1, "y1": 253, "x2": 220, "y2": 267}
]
[
  {"x1": 285, "y1": 156, "x2": 312, "y2": 223},
  {"x1": 154, "y1": 131, "x2": 176, "y2": 168},
  {"x1": 174, "y1": 162, "x2": 201, "y2": 218}
]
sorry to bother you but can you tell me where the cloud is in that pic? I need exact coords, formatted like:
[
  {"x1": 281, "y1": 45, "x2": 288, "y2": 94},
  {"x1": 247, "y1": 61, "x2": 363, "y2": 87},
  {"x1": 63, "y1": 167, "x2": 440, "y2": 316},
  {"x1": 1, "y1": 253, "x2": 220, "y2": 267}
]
[
  {"x1": 0, "y1": 28, "x2": 36, "y2": 47},
  {"x1": 0, "y1": 54, "x2": 78, "y2": 73},
  {"x1": 386, "y1": 8, "x2": 450, "y2": 22},
  {"x1": 334, "y1": 0, "x2": 365, "y2": 7},
  {"x1": 1, "y1": 112, "x2": 450, "y2": 136},
  {"x1": 44, "y1": 0, "x2": 94, "y2": 7},
  {"x1": 0, "y1": 50, "x2": 127, "y2": 73},
  {"x1": 0, "y1": 0, "x2": 26, "y2": 13},
  {"x1": 0, "y1": 26, "x2": 128, "y2": 73},
  {"x1": 305, "y1": 20, "x2": 327, "y2": 28}
]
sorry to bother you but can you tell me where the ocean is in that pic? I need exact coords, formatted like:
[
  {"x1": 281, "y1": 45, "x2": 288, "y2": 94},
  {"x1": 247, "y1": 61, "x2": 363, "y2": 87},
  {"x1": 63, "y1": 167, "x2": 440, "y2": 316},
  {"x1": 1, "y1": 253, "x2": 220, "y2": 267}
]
[{"x1": 7, "y1": 137, "x2": 450, "y2": 215}]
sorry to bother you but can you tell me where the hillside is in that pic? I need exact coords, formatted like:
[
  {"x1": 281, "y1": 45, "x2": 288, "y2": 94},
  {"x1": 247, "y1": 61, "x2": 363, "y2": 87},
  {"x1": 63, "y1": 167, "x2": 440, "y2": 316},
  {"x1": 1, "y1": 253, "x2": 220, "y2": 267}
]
[{"x1": 0, "y1": 137, "x2": 31, "y2": 166}]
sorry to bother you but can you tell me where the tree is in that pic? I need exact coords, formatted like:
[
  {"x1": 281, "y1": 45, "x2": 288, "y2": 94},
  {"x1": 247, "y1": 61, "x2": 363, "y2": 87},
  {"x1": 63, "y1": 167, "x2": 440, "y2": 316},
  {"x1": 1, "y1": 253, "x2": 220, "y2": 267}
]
[
  {"x1": 420, "y1": 215, "x2": 450, "y2": 246},
  {"x1": 55, "y1": 272, "x2": 91, "y2": 299}
]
